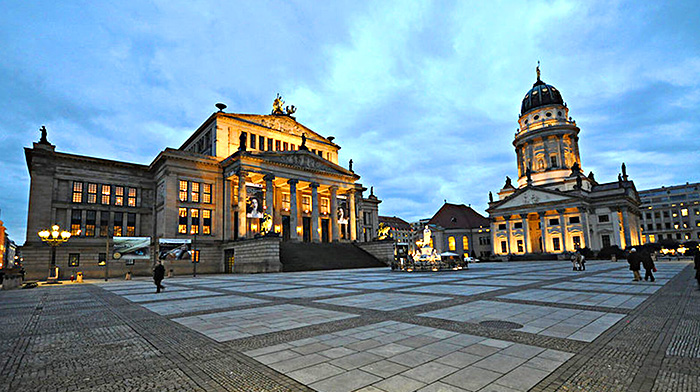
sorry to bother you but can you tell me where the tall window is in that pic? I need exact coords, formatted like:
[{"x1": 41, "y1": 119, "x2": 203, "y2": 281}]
[
  {"x1": 302, "y1": 195, "x2": 311, "y2": 213},
  {"x1": 275, "y1": 140, "x2": 281, "y2": 151},
  {"x1": 448, "y1": 236, "x2": 456, "y2": 251},
  {"x1": 321, "y1": 198, "x2": 330, "y2": 214},
  {"x1": 500, "y1": 240, "x2": 507, "y2": 253},
  {"x1": 126, "y1": 213, "x2": 136, "y2": 236},
  {"x1": 71, "y1": 210, "x2": 82, "y2": 235},
  {"x1": 282, "y1": 193, "x2": 290, "y2": 210},
  {"x1": 573, "y1": 236, "x2": 581, "y2": 249},
  {"x1": 191, "y1": 182, "x2": 200, "y2": 203},
  {"x1": 72, "y1": 182, "x2": 83, "y2": 203},
  {"x1": 128, "y1": 187, "x2": 137, "y2": 207},
  {"x1": 250, "y1": 133, "x2": 256, "y2": 149},
  {"x1": 462, "y1": 236, "x2": 469, "y2": 251},
  {"x1": 259, "y1": 135, "x2": 265, "y2": 151},
  {"x1": 115, "y1": 186, "x2": 124, "y2": 206},
  {"x1": 552, "y1": 237, "x2": 561, "y2": 251},
  {"x1": 190, "y1": 209, "x2": 200, "y2": 234},
  {"x1": 203, "y1": 209, "x2": 211, "y2": 234},
  {"x1": 681, "y1": 208, "x2": 689, "y2": 216},
  {"x1": 179, "y1": 181, "x2": 188, "y2": 202},
  {"x1": 267, "y1": 138, "x2": 273, "y2": 151},
  {"x1": 601, "y1": 234, "x2": 610, "y2": 248},
  {"x1": 202, "y1": 184, "x2": 212, "y2": 204},
  {"x1": 516, "y1": 239, "x2": 524, "y2": 253},
  {"x1": 113, "y1": 212, "x2": 123, "y2": 237},
  {"x1": 550, "y1": 155, "x2": 558, "y2": 168},
  {"x1": 85, "y1": 210, "x2": 96, "y2": 237},
  {"x1": 283, "y1": 142, "x2": 288, "y2": 151},
  {"x1": 178, "y1": 208, "x2": 188, "y2": 234},
  {"x1": 101, "y1": 185, "x2": 111, "y2": 205},
  {"x1": 100, "y1": 211, "x2": 109, "y2": 237},
  {"x1": 87, "y1": 183, "x2": 98, "y2": 204}
]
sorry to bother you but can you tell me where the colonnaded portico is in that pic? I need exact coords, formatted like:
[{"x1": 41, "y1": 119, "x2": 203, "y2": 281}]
[{"x1": 222, "y1": 149, "x2": 362, "y2": 243}]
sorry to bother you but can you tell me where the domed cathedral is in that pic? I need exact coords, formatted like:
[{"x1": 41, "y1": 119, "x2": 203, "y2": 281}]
[{"x1": 487, "y1": 65, "x2": 643, "y2": 257}]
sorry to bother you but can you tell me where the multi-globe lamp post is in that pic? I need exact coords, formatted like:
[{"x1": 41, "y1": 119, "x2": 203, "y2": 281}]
[{"x1": 38, "y1": 225, "x2": 72, "y2": 280}]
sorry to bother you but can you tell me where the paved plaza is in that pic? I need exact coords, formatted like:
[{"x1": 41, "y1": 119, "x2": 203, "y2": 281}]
[{"x1": 1, "y1": 260, "x2": 699, "y2": 391}]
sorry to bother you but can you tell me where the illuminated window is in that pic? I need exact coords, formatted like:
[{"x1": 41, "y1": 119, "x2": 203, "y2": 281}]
[
  {"x1": 681, "y1": 208, "x2": 688, "y2": 216},
  {"x1": 178, "y1": 208, "x2": 187, "y2": 234},
  {"x1": 192, "y1": 250, "x2": 200, "y2": 263},
  {"x1": 275, "y1": 140, "x2": 281, "y2": 151},
  {"x1": 71, "y1": 209, "x2": 82, "y2": 236},
  {"x1": 179, "y1": 181, "x2": 188, "y2": 202},
  {"x1": 282, "y1": 193, "x2": 290, "y2": 210},
  {"x1": 68, "y1": 253, "x2": 80, "y2": 267},
  {"x1": 321, "y1": 198, "x2": 330, "y2": 214},
  {"x1": 100, "y1": 211, "x2": 109, "y2": 237},
  {"x1": 126, "y1": 213, "x2": 136, "y2": 236},
  {"x1": 191, "y1": 182, "x2": 200, "y2": 203},
  {"x1": 302, "y1": 195, "x2": 311, "y2": 212},
  {"x1": 649, "y1": 234, "x2": 656, "y2": 243},
  {"x1": 673, "y1": 212, "x2": 678, "y2": 218},
  {"x1": 462, "y1": 236, "x2": 469, "y2": 251},
  {"x1": 203, "y1": 209, "x2": 211, "y2": 234},
  {"x1": 87, "y1": 183, "x2": 97, "y2": 204},
  {"x1": 573, "y1": 236, "x2": 581, "y2": 249},
  {"x1": 100, "y1": 185, "x2": 111, "y2": 205},
  {"x1": 115, "y1": 186, "x2": 124, "y2": 206},
  {"x1": 72, "y1": 182, "x2": 83, "y2": 203},
  {"x1": 128, "y1": 187, "x2": 137, "y2": 207},
  {"x1": 283, "y1": 142, "x2": 288, "y2": 151},
  {"x1": 552, "y1": 237, "x2": 561, "y2": 251},
  {"x1": 674, "y1": 223, "x2": 679, "y2": 229},
  {"x1": 190, "y1": 208, "x2": 199, "y2": 234},
  {"x1": 448, "y1": 236, "x2": 456, "y2": 251},
  {"x1": 85, "y1": 210, "x2": 96, "y2": 237},
  {"x1": 250, "y1": 133, "x2": 256, "y2": 149},
  {"x1": 202, "y1": 183, "x2": 212, "y2": 204},
  {"x1": 113, "y1": 212, "x2": 123, "y2": 237}
]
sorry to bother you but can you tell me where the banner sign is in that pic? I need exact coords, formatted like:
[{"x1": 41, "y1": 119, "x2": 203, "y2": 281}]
[
  {"x1": 246, "y1": 184, "x2": 264, "y2": 218},
  {"x1": 158, "y1": 239, "x2": 192, "y2": 261},
  {"x1": 337, "y1": 196, "x2": 349, "y2": 225},
  {"x1": 113, "y1": 237, "x2": 151, "y2": 260}
]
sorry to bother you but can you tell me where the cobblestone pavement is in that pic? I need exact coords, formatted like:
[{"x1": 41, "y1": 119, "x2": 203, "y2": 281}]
[{"x1": 0, "y1": 259, "x2": 697, "y2": 391}]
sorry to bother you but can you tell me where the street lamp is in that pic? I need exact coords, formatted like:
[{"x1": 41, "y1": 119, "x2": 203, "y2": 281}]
[{"x1": 38, "y1": 225, "x2": 72, "y2": 281}]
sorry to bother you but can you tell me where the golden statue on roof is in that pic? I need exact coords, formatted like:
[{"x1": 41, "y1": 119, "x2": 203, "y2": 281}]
[
  {"x1": 536, "y1": 60, "x2": 541, "y2": 81},
  {"x1": 272, "y1": 93, "x2": 285, "y2": 114}
]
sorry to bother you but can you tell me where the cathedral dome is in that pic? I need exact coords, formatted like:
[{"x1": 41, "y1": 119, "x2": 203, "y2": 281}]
[{"x1": 520, "y1": 78, "x2": 564, "y2": 115}]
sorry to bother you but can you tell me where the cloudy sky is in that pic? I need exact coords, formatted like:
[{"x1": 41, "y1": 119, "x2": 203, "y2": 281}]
[{"x1": 1, "y1": 1, "x2": 699, "y2": 242}]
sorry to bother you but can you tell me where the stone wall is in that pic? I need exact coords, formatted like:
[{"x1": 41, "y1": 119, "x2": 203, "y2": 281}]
[
  {"x1": 356, "y1": 240, "x2": 394, "y2": 265},
  {"x1": 233, "y1": 237, "x2": 282, "y2": 273}
]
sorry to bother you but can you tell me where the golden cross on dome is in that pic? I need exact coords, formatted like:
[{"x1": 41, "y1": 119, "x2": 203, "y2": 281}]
[{"x1": 536, "y1": 60, "x2": 541, "y2": 81}]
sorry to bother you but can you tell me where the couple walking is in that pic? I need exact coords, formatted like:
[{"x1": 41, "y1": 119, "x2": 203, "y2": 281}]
[{"x1": 627, "y1": 248, "x2": 655, "y2": 282}]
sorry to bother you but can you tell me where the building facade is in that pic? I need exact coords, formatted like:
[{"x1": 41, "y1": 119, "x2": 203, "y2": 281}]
[
  {"x1": 638, "y1": 182, "x2": 700, "y2": 243},
  {"x1": 378, "y1": 216, "x2": 412, "y2": 245},
  {"x1": 22, "y1": 99, "x2": 381, "y2": 280},
  {"x1": 487, "y1": 67, "x2": 642, "y2": 257},
  {"x1": 426, "y1": 203, "x2": 492, "y2": 259}
]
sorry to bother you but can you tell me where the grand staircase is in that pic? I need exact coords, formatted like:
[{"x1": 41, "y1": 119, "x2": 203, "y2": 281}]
[{"x1": 280, "y1": 242, "x2": 387, "y2": 272}]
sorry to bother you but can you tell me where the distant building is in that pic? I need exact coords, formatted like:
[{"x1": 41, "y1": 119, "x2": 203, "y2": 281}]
[
  {"x1": 487, "y1": 66, "x2": 642, "y2": 256},
  {"x1": 378, "y1": 216, "x2": 412, "y2": 244},
  {"x1": 638, "y1": 182, "x2": 700, "y2": 243},
  {"x1": 426, "y1": 203, "x2": 492, "y2": 259}
]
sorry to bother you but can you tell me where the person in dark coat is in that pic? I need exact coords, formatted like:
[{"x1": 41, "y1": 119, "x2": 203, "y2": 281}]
[
  {"x1": 627, "y1": 248, "x2": 641, "y2": 282},
  {"x1": 641, "y1": 250, "x2": 655, "y2": 282},
  {"x1": 153, "y1": 261, "x2": 166, "y2": 293},
  {"x1": 694, "y1": 247, "x2": 700, "y2": 289}
]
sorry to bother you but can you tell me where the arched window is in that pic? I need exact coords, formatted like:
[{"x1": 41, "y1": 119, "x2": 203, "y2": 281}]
[
  {"x1": 448, "y1": 236, "x2": 456, "y2": 251},
  {"x1": 537, "y1": 158, "x2": 545, "y2": 171},
  {"x1": 462, "y1": 236, "x2": 469, "y2": 251}
]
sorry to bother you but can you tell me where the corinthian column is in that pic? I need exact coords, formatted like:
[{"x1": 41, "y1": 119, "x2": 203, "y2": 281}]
[{"x1": 310, "y1": 182, "x2": 320, "y2": 242}]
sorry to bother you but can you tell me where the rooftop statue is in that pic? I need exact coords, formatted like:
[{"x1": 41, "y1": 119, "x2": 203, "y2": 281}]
[
  {"x1": 238, "y1": 131, "x2": 247, "y2": 151},
  {"x1": 38, "y1": 125, "x2": 50, "y2": 144},
  {"x1": 272, "y1": 93, "x2": 285, "y2": 115},
  {"x1": 505, "y1": 176, "x2": 513, "y2": 188}
]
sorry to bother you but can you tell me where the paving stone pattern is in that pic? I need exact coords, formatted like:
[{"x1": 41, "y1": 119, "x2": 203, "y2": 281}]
[{"x1": 0, "y1": 259, "x2": 696, "y2": 392}]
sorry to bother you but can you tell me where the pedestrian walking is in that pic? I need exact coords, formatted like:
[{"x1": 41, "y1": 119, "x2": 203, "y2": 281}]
[
  {"x1": 641, "y1": 250, "x2": 655, "y2": 282},
  {"x1": 628, "y1": 248, "x2": 641, "y2": 282},
  {"x1": 153, "y1": 260, "x2": 166, "y2": 293}
]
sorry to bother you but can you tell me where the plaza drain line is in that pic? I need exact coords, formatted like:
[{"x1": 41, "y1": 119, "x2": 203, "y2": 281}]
[{"x1": 479, "y1": 320, "x2": 524, "y2": 330}]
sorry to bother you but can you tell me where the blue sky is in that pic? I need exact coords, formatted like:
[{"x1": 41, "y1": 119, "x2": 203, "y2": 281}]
[{"x1": 1, "y1": 1, "x2": 699, "y2": 243}]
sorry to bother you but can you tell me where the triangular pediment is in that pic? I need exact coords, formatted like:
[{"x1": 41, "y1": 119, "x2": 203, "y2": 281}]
[
  {"x1": 493, "y1": 188, "x2": 576, "y2": 210},
  {"x1": 239, "y1": 151, "x2": 358, "y2": 178}
]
